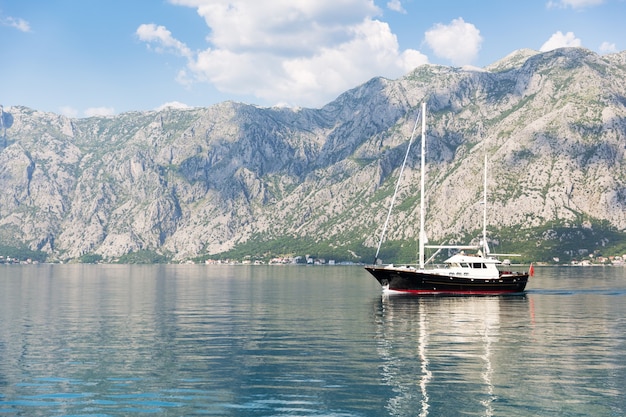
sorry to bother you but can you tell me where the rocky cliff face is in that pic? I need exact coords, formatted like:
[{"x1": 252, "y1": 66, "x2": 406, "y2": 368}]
[{"x1": 1, "y1": 47, "x2": 625, "y2": 261}]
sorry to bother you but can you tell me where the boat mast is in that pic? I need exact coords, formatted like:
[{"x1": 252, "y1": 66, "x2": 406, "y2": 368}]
[
  {"x1": 419, "y1": 102, "x2": 426, "y2": 269},
  {"x1": 482, "y1": 153, "x2": 490, "y2": 256}
]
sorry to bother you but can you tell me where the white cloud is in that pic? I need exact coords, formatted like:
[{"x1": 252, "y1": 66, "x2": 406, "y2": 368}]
[
  {"x1": 540, "y1": 31, "x2": 582, "y2": 52},
  {"x1": 84, "y1": 107, "x2": 116, "y2": 117},
  {"x1": 173, "y1": 0, "x2": 379, "y2": 55},
  {"x1": 136, "y1": 23, "x2": 192, "y2": 58},
  {"x1": 424, "y1": 18, "x2": 482, "y2": 66},
  {"x1": 138, "y1": 0, "x2": 427, "y2": 108},
  {"x1": 0, "y1": 15, "x2": 31, "y2": 32},
  {"x1": 547, "y1": 0, "x2": 604, "y2": 9},
  {"x1": 387, "y1": 0, "x2": 407, "y2": 13},
  {"x1": 599, "y1": 41, "x2": 617, "y2": 54}
]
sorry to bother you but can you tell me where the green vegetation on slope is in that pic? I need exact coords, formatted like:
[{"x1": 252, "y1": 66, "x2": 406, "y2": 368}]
[
  {"x1": 200, "y1": 218, "x2": 626, "y2": 265},
  {"x1": 0, "y1": 245, "x2": 47, "y2": 263}
]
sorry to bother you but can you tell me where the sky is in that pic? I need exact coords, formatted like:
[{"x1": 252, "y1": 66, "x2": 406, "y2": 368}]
[{"x1": 1, "y1": 0, "x2": 624, "y2": 117}]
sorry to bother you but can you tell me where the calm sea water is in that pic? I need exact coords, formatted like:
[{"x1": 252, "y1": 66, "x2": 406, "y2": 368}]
[{"x1": 0, "y1": 264, "x2": 624, "y2": 416}]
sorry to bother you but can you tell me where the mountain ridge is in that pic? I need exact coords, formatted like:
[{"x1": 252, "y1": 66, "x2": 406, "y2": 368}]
[{"x1": 1, "y1": 47, "x2": 625, "y2": 263}]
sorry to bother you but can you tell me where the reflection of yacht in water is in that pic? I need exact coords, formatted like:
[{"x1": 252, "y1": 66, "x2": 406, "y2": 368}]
[
  {"x1": 365, "y1": 103, "x2": 531, "y2": 295},
  {"x1": 375, "y1": 294, "x2": 528, "y2": 416}
]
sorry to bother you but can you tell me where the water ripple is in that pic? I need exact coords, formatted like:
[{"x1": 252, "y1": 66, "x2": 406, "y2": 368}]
[{"x1": 0, "y1": 265, "x2": 625, "y2": 416}]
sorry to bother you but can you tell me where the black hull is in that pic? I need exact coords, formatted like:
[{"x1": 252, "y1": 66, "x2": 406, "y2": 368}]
[{"x1": 365, "y1": 266, "x2": 528, "y2": 295}]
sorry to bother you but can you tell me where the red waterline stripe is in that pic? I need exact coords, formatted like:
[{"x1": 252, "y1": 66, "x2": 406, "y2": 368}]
[{"x1": 386, "y1": 289, "x2": 522, "y2": 295}]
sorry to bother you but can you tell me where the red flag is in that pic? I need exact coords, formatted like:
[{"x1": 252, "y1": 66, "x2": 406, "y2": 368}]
[{"x1": 529, "y1": 263, "x2": 535, "y2": 277}]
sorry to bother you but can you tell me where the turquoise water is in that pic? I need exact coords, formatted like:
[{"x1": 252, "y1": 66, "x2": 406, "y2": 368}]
[{"x1": 0, "y1": 264, "x2": 624, "y2": 416}]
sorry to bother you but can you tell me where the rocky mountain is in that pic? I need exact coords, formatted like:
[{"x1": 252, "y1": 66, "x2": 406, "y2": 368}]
[{"x1": 1, "y1": 47, "x2": 625, "y2": 263}]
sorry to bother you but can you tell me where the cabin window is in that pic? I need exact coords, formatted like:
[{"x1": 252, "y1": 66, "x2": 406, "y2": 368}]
[
  {"x1": 472, "y1": 262, "x2": 486, "y2": 269},
  {"x1": 460, "y1": 263, "x2": 470, "y2": 268}
]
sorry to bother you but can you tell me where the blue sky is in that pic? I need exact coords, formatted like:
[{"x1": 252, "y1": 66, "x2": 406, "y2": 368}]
[{"x1": 1, "y1": 0, "x2": 623, "y2": 117}]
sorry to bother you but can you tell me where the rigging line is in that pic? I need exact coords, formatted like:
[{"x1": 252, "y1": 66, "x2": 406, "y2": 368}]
[{"x1": 374, "y1": 109, "x2": 422, "y2": 263}]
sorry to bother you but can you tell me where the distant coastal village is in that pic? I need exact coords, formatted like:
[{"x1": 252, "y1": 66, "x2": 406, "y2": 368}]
[
  {"x1": 204, "y1": 255, "x2": 353, "y2": 266},
  {"x1": 562, "y1": 255, "x2": 626, "y2": 267}
]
